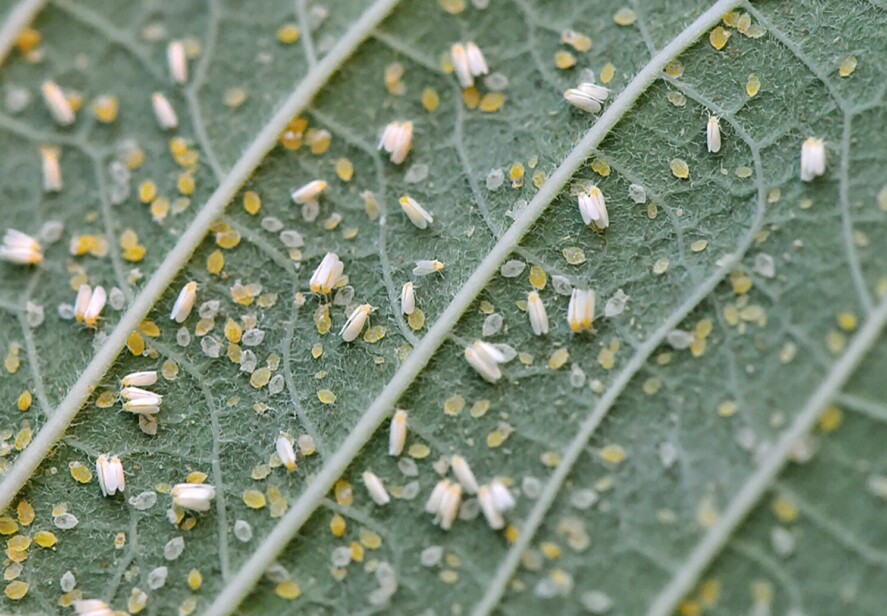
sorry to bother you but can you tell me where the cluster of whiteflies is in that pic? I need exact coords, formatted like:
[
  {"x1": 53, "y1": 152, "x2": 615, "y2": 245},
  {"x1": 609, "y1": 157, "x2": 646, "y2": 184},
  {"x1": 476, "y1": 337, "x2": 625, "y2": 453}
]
[
  {"x1": 464, "y1": 289, "x2": 595, "y2": 381},
  {"x1": 425, "y1": 455, "x2": 516, "y2": 531},
  {"x1": 120, "y1": 370, "x2": 162, "y2": 435},
  {"x1": 308, "y1": 252, "x2": 374, "y2": 341}
]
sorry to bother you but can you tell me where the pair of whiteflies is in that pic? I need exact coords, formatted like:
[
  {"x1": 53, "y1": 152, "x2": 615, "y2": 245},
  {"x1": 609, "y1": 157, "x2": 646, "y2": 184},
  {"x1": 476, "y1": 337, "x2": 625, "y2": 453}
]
[
  {"x1": 95, "y1": 454, "x2": 125, "y2": 497},
  {"x1": 706, "y1": 117, "x2": 827, "y2": 182},
  {"x1": 362, "y1": 409, "x2": 416, "y2": 502},
  {"x1": 379, "y1": 121, "x2": 414, "y2": 165},
  {"x1": 450, "y1": 41, "x2": 489, "y2": 89},
  {"x1": 74, "y1": 284, "x2": 107, "y2": 329},
  {"x1": 564, "y1": 81, "x2": 610, "y2": 114}
]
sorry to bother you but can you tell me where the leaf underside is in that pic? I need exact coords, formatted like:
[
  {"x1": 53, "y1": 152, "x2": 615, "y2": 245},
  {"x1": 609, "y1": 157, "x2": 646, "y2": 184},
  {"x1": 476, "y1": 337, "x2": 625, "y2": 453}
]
[{"x1": 1, "y1": 0, "x2": 887, "y2": 615}]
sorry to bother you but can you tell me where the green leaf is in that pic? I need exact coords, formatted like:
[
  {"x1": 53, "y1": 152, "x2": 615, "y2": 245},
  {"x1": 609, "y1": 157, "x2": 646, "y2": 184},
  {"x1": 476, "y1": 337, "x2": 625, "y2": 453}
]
[{"x1": 1, "y1": 0, "x2": 885, "y2": 614}]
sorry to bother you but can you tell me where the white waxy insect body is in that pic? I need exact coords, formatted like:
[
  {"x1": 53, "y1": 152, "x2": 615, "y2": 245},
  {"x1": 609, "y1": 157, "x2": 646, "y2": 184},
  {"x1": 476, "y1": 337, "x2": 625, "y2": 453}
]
[
  {"x1": 120, "y1": 387, "x2": 162, "y2": 404},
  {"x1": 40, "y1": 146, "x2": 62, "y2": 192},
  {"x1": 567, "y1": 288, "x2": 595, "y2": 333},
  {"x1": 362, "y1": 470, "x2": 390, "y2": 505},
  {"x1": 389, "y1": 409, "x2": 408, "y2": 456},
  {"x1": 167, "y1": 40, "x2": 188, "y2": 84},
  {"x1": 451, "y1": 455, "x2": 479, "y2": 494},
  {"x1": 400, "y1": 282, "x2": 416, "y2": 315},
  {"x1": 310, "y1": 252, "x2": 345, "y2": 294},
  {"x1": 96, "y1": 454, "x2": 125, "y2": 497},
  {"x1": 41, "y1": 80, "x2": 75, "y2": 126},
  {"x1": 291, "y1": 179, "x2": 327, "y2": 205},
  {"x1": 413, "y1": 259, "x2": 444, "y2": 276},
  {"x1": 489, "y1": 478, "x2": 516, "y2": 511},
  {"x1": 466, "y1": 43, "x2": 489, "y2": 78},
  {"x1": 151, "y1": 92, "x2": 179, "y2": 130},
  {"x1": 73, "y1": 599, "x2": 114, "y2": 616},
  {"x1": 437, "y1": 483, "x2": 462, "y2": 530},
  {"x1": 83, "y1": 285, "x2": 107, "y2": 329},
  {"x1": 425, "y1": 479, "x2": 451, "y2": 514},
  {"x1": 170, "y1": 281, "x2": 197, "y2": 323},
  {"x1": 171, "y1": 483, "x2": 216, "y2": 511},
  {"x1": 123, "y1": 400, "x2": 160, "y2": 415},
  {"x1": 276, "y1": 434, "x2": 297, "y2": 471},
  {"x1": 564, "y1": 82, "x2": 609, "y2": 114},
  {"x1": 399, "y1": 195, "x2": 434, "y2": 229},
  {"x1": 74, "y1": 284, "x2": 92, "y2": 323},
  {"x1": 121, "y1": 371, "x2": 158, "y2": 387},
  {"x1": 379, "y1": 121, "x2": 413, "y2": 165},
  {"x1": 800, "y1": 137, "x2": 826, "y2": 182},
  {"x1": 707, "y1": 116, "x2": 721, "y2": 153},
  {"x1": 478, "y1": 485, "x2": 504, "y2": 529},
  {"x1": 340, "y1": 303, "x2": 374, "y2": 342},
  {"x1": 527, "y1": 290, "x2": 549, "y2": 335},
  {"x1": 464, "y1": 340, "x2": 507, "y2": 382},
  {"x1": 578, "y1": 186, "x2": 608, "y2": 229},
  {"x1": 0, "y1": 229, "x2": 43, "y2": 265},
  {"x1": 450, "y1": 43, "x2": 472, "y2": 88}
]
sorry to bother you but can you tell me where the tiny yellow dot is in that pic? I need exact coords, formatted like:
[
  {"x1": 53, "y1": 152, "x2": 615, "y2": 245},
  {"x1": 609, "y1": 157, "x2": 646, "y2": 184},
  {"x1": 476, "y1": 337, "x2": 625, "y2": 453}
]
[
  {"x1": 613, "y1": 7, "x2": 636, "y2": 25},
  {"x1": 554, "y1": 50, "x2": 576, "y2": 70},
  {"x1": 422, "y1": 87, "x2": 440, "y2": 112},
  {"x1": 277, "y1": 24, "x2": 301, "y2": 45},
  {"x1": 274, "y1": 580, "x2": 301, "y2": 600}
]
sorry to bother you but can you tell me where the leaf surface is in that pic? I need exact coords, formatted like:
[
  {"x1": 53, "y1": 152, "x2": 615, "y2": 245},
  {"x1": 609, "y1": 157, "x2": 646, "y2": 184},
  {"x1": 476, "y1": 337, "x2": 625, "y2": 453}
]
[{"x1": 1, "y1": 0, "x2": 886, "y2": 615}]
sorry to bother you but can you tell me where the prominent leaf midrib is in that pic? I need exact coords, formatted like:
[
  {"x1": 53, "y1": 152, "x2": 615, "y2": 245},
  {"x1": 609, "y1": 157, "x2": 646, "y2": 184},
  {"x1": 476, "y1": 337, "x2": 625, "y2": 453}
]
[
  {"x1": 0, "y1": 0, "x2": 405, "y2": 512},
  {"x1": 206, "y1": 1, "x2": 748, "y2": 612},
  {"x1": 647, "y1": 295, "x2": 887, "y2": 616}
]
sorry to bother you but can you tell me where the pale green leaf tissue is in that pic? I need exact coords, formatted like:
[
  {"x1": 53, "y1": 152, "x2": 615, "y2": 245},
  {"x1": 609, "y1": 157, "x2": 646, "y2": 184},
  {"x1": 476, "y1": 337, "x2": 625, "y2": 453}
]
[{"x1": 1, "y1": 0, "x2": 886, "y2": 614}]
